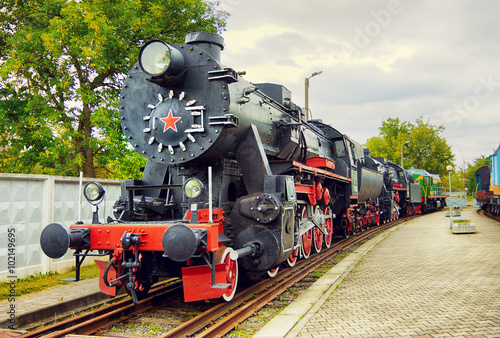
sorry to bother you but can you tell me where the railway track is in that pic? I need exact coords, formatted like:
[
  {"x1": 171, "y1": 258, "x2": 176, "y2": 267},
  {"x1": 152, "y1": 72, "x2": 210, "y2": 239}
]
[
  {"x1": 22, "y1": 215, "x2": 417, "y2": 338},
  {"x1": 478, "y1": 209, "x2": 500, "y2": 222},
  {"x1": 160, "y1": 215, "x2": 417, "y2": 338},
  {"x1": 21, "y1": 280, "x2": 183, "y2": 338}
]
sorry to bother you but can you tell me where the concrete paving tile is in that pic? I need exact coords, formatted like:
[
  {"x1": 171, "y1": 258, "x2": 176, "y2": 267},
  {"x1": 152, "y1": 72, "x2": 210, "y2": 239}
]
[{"x1": 257, "y1": 209, "x2": 500, "y2": 338}]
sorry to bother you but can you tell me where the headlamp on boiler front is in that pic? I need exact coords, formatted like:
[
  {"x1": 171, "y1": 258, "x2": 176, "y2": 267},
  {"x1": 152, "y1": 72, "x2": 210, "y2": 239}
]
[{"x1": 139, "y1": 40, "x2": 187, "y2": 85}]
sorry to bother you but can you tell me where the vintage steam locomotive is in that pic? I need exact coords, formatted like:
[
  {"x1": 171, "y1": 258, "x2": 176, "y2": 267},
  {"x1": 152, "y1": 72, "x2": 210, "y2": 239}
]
[
  {"x1": 40, "y1": 32, "x2": 446, "y2": 305},
  {"x1": 475, "y1": 144, "x2": 500, "y2": 216}
]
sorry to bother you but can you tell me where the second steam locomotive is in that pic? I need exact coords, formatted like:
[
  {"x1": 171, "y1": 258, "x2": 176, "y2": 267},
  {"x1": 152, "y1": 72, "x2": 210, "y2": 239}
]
[{"x1": 40, "y1": 32, "x2": 446, "y2": 304}]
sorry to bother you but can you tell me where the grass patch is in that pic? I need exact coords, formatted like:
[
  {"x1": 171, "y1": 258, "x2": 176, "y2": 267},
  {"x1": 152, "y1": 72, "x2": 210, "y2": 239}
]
[{"x1": 0, "y1": 263, "x2": 100, "y2": 300}]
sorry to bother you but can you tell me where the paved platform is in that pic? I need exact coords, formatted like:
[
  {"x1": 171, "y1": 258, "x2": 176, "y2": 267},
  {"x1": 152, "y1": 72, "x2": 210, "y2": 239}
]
[{"x1": 256, "y1": 208, "x2": 500, "y2": 337}]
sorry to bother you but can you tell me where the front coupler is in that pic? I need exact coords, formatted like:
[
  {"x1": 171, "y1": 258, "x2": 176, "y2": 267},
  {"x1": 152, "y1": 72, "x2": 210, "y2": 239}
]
[{"x1": 99, "y1": 232, "x2": 143, "y2": 305}]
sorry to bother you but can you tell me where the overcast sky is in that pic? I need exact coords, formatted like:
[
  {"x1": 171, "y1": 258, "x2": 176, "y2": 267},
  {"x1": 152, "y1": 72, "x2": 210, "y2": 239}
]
[{"x1": 216, "y1": 0, "x2": 500, "y2": 168}]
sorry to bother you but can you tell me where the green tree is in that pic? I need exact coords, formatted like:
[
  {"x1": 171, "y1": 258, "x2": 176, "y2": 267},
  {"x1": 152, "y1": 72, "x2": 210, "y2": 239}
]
[
  {"x1": 0, "y1": 84, "x2": 72, "y2": 174},
  {"x1": 0, "y1": 0, "x2": 227, "y2": 178},
  {"x1": 465, "y1": 155, "x2": 490, "y2": 196},
  {"x1": 365, "y1": 117, "x2": 411, "y2": 161},
  {"x1": 366, "y1": 116, "x2": 454, "y2": 177}
]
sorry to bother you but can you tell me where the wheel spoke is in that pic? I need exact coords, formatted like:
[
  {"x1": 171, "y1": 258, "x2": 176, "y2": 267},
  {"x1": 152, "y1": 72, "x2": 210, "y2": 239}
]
[
  {"x1": 313, "y1": 206, "x2": 323, "y2": 253},
  {"x1": 286, "y1": 246, "x2": 299, "y2": 267},
  {"x1": 323, "y1": 206, "x2": 333, "y2": 248},
  {"x1": 218, "y1": 247, "x2": 238, "y2": 301},
  {"x1": 314, "y1": 227, "x2": 322, "y2": 253},
  {"x1": 302, "y1": 228, "x2": 313, "y2": 259},
  {"x1": 267, "y1": 266, "x2": 279, "y2": 278}
]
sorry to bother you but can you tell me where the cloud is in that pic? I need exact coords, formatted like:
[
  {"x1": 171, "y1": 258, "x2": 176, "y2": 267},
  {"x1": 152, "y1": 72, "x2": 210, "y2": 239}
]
[{"x1": 219, "y1": 0, "x2": 500, "y2": 163}]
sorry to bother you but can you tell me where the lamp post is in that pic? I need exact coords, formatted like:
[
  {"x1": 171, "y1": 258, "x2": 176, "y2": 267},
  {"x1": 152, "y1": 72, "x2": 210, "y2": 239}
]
[
  {"x1": 446, "y1": 164, "x2": 454, "y2": 199},
  {"x1": 446, "y1": 164, "x2": 454, "y2": 223},
  {"x1": 400, "y1": 141, "x2": 410, "y2": 168},
  {"x1": 304, "y1": 71, "x2": 322, "y2": 122},
  {"x1": 460, "y1": 151, "x2": 467, "y2": 204}
]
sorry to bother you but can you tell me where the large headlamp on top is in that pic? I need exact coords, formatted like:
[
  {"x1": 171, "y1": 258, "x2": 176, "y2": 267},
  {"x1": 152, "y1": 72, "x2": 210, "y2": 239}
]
[{"x1": 139, "y1": 40, "x2": 187, "y2": 86}]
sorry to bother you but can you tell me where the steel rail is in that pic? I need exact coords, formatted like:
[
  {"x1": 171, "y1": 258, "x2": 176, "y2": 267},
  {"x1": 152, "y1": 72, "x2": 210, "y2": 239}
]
[
  {"x1": 160, "y1": 216, "x2": 415, "y2": 337},
  {"x1": 23, "y1": 215, "x2": 419, "y2": 338},
  {"x1": 479, "y1": 209, "x2": 500, "y2": 222},
  {"x1": 21, "y1": 280, "x2": 182, "y2": 338},
  {"x1": 197, "y1": 251, "x2": 341, "y2": 337},
  {"x1": 159, "y1": 253, "x2": 333, "y2": 337}
]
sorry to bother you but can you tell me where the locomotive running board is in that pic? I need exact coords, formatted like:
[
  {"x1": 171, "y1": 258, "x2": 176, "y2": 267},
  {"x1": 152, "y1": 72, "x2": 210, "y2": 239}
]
[{"x1": 181, "y1": 264, "x2": 231, "y2": 302}]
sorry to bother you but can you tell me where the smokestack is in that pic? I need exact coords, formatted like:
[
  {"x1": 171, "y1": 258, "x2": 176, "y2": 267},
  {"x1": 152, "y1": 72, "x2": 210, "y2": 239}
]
[{"x1": 185, "y1": 31, "x2": 224, "y2": 62}]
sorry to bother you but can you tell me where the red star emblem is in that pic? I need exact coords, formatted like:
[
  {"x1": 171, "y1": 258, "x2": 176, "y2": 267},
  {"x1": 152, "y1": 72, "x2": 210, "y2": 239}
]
[{"x1": 160, "y1": 109, "x2": 181, "y2": 132}]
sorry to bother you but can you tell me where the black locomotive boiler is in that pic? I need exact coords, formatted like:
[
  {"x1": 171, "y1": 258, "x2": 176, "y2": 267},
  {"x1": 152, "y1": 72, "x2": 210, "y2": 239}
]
[{"x1": 40, "y1": 32, "x2": 441, "y2": 304}]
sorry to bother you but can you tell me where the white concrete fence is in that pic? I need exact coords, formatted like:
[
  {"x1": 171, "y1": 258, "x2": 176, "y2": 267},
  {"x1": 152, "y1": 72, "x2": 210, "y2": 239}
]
[{"x1": 0, "y1": 173, "x2": 121, "y2": 281}]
